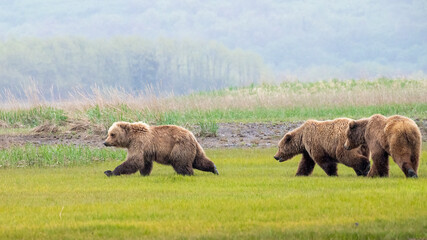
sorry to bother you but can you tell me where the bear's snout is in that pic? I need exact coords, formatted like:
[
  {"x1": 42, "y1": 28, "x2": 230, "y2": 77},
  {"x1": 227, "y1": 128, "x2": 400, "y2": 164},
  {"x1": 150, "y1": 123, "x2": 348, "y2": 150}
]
[
  {"x1": 103, "y1": 142, "x2": 111, "y2": 147},
  {"x1": 274, "y1": 156, "x2": 280, "y2": 161}
]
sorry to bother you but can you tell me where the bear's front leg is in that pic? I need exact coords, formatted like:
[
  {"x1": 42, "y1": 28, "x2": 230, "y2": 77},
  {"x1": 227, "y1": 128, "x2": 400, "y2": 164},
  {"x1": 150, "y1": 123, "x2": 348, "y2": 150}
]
[
  {"x1": 104, "y1": 156, "x2": 141, "y2": 177},
  {"x1": 104, "y1": 162, "x2": 139, "y2": 177},
  {"x1": 295, "y1": 151, "x2": 316, "y2": 176},
  {"x1": 369, "y1": 150, "x2": 389, "y2": 177},
  {"x1": 139, "y1": 160, "x2": 153, "y2": 176}
]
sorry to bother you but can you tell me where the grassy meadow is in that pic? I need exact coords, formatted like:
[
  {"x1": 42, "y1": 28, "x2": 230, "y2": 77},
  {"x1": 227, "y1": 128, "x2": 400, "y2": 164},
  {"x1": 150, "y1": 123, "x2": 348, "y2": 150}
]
[
  {"x1": 0, "y1": 147, "x2": 426, "y2": 239},
  {"x1": 1, "y1": 78, "x2": 427, "y2": 239}
]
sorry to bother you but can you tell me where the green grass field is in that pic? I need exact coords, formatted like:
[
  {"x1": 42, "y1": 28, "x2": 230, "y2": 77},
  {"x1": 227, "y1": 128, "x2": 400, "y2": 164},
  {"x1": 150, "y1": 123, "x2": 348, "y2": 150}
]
[
  {"x1": 1, "y1": 147, "x2": 426, "y2": 239},
  {"x1": 1, "y1": 78, "x2": 426, "y2": 239}
]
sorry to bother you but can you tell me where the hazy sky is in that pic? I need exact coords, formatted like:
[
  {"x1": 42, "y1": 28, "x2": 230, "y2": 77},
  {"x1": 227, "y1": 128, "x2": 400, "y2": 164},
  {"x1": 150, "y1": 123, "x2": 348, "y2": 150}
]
[{"x1": 1, "y1": 0, "x2": 426, "y2": 80}]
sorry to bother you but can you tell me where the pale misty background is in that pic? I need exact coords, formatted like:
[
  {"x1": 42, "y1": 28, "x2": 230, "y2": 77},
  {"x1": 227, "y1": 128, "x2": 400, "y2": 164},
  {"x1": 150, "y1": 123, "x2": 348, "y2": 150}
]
[{"x1": 0, "y1": 0, "x2": 426, "y2": 98}]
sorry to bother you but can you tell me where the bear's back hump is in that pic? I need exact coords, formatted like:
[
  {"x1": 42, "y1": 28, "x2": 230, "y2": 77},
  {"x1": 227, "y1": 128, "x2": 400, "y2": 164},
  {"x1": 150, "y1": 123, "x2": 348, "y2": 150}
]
[
  {"x1": 302, "y1": 118, "x2": 350, "y2": 152},
  {"x1": 304, "y1": 118, "x2": 349, "y2": 137},
  {"x1": 153, "y1": 125, "x2": 196, "y2": 144}
]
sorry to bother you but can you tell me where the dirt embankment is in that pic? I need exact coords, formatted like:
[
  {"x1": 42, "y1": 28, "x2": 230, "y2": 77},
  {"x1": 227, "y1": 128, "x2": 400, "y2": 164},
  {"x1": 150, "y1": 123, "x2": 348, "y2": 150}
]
[{"x1": 1, "y1": 120, "x2": 426, "y2": 149}]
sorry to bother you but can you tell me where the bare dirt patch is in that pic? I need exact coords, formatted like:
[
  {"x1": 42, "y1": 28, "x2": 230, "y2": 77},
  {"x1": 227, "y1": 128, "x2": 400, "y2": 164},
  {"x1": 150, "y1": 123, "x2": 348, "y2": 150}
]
[
  {"x1": 197, "y1": 122, "x2": 304, "y2": 148},
  {"x1": 1, "y1": 120, "x2": 426, "y2": 149},
  {"x1": 0, "y1": 122, "x2": 302, "y2": 149},
  {"x1": 0, "y1": 133, "x2": 105, "y2": 150}
]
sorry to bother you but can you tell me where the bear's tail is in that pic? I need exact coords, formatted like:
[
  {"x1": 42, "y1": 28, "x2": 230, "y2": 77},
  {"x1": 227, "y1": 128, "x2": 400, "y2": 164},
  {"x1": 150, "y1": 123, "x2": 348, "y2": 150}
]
[{"x1": 193, "y1": 144, "x2": 219, "y2": 175}]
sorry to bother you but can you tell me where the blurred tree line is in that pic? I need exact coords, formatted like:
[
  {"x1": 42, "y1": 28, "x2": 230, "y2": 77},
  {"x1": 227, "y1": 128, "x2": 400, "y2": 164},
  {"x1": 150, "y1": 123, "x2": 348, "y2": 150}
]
[
  {"x1": 1, "y1": 0, "x2": 426, "y2": 81},
  {"x1": 0, "y1": 37, "x2": 266, "y2": 99}
]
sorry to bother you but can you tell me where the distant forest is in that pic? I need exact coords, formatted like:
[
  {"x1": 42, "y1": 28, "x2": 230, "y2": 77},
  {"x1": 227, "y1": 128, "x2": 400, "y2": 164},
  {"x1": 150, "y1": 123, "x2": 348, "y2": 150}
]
[
  {"x1": 0, "y1": 0, "x2": 426, "y2": 98},
  {"x1": 0, "y1": 38, "x2": 265, "y2": 98}
]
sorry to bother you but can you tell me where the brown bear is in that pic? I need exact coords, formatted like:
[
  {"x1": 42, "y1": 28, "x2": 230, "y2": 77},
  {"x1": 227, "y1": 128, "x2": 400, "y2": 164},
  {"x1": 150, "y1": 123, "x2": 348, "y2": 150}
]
[
  {"x1": 103, "y1": 121, "x2": 219, "y2": 176},
  {"x1": 274, "y1": 118, "x2": 370, "y2": 176},
  {"x1": 344, "y1": 114, "x2": 421, "y2": 178}
]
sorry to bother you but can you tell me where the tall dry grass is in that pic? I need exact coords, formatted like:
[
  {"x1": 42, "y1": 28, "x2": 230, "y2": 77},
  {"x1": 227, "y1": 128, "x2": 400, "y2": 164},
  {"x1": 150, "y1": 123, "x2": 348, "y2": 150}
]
[
  {"x1": 161, "y1": 79, "x2": 427, "y2": 111},
  {"x1": 3, "y1": 78, "x2": 425, "y2": 110},
  {"x1": 1, "y1": 78, "x2": 426, "y2": 128},
  {"x1": 66, "y1": 79, "x2": 427, "y2": 115}
]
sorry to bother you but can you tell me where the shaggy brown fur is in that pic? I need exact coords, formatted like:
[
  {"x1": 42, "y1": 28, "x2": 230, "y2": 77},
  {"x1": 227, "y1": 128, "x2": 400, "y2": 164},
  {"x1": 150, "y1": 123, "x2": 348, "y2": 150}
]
[
  {"x1": 103, "y1": 122, "x2": 219, "y2": 176},
  {"x1": 274, "y1": 118, "x2": 370, "y2": 176},
  {"x1": 344, "y1": 114, "x2": 421, "y2": 178}
]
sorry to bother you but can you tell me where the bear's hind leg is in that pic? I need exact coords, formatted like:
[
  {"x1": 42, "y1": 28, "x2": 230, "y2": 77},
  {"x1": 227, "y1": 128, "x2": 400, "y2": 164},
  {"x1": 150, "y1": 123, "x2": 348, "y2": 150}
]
[
  {"x1": 169, "y1": 144, "x2": 195, "y2": 176},
  {"x1": 392, "y1": 153, "x2": 418, "y2": 178},
  {"x1": 172, "y1": 162, "x2": 194, "y2": 176},
  {"x1": 193, "y1": 157, "x2": 219, "y2": 175},
  {"x1": 295, "y1": 151, "x2": 316, "y2": 176},
  {"x1": 411, "y1": 151, "x2": 420, "y2": 176}
]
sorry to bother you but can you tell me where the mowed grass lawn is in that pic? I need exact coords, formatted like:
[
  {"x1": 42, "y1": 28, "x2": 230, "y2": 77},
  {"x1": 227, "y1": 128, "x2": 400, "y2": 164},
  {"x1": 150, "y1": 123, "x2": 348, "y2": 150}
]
[{"x1": 0, "y1": 147, "x2": 426, "y2": 240}]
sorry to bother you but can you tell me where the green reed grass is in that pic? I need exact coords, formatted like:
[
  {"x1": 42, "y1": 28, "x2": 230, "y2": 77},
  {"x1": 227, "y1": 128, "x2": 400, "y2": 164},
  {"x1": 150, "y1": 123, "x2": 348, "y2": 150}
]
[
  {"x1": 0, "y1": 106, "x2": 67, "y2": 127},
  {"x1": 84, "y1": 103, "x2": 427, "y2": 129},
  {"x1": 197, "y1": 120, "x2": 219, "y2": 137},
  {"x1": 0, "y1": 147, "x2": 426, "y2": 239},
  {"x1": 0, "y1": 144, "x2": 126, "y2": 168}
]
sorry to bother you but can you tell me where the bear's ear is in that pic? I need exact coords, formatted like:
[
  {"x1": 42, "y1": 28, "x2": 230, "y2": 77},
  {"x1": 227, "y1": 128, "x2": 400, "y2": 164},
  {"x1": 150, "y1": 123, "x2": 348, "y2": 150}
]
[
  {"x1": 284, "y1": 134, "x2": 292, "y2": 142},
  {"x1": 349, "y1": 121, "x2": 356, "y2": 129},
  {"x1": 116, "y1": 122, "x2": 131, "y2": 133}
]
